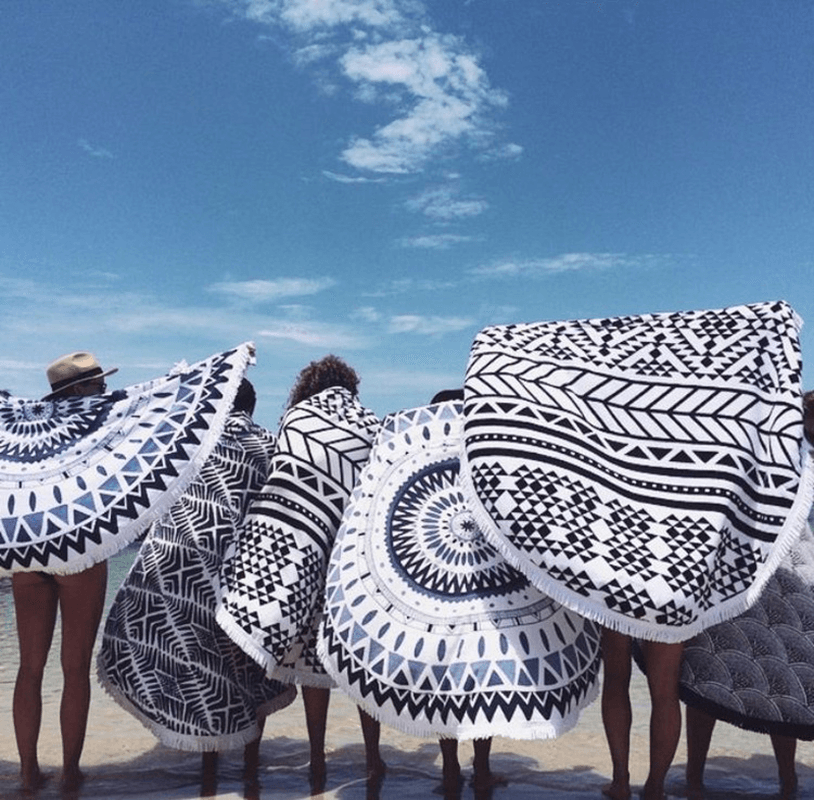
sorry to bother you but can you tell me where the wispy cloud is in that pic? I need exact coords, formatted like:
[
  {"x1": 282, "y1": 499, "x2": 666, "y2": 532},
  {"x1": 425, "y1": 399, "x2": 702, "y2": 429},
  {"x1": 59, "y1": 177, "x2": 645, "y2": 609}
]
[
  {"x1": 208, "y1": 277, "x2": 337, "y2": 301},
  {"x1": 399, "y1": 233, "x2": 477, "y2": 249},
  {"x1": 322, "y1": 170, "x2": 386, "y2": 184},
  {"x1": 361, "y1": 276, "x2": 458, "y2": 297},
  {"x1": 222, "y1": 0, "x2": 511, "y2": 175},
  {"x1": 387, "y1": 314, "x2": 474, "y2": 335},
  {"x1": 78, "y1": 138, "x2": 114, "y2": 159},
  {"x1": 470, "y1": 252, "x2": 657, "y2": 278},
  {"x1": 257, "y1": 321, "x2": 368, "y2": 348},
  {"x1": 406, "y1": 186, "x2": 489, "y2": 220}
]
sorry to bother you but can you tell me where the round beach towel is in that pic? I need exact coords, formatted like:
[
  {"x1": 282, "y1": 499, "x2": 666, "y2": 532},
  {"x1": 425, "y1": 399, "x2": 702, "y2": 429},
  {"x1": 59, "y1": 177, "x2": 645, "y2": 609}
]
[
  {"x1": 217, "y1": 387, "x2": 380, "y2": 685},
  {"x1": 318, "y1": 400, "x2": 601, "y2": 740},
  {"x1": 0, "y1": 343, "x2": 254, "y2": 576},
  {"x1": 460, "y1": 301, "x2": 814, "y2": 642},
  {"x1": 98, "y1": 411, "x2": 295, "y2": 751},
  {"x1": 678, "y1": 517, "x2": 814, "y2": 740}
]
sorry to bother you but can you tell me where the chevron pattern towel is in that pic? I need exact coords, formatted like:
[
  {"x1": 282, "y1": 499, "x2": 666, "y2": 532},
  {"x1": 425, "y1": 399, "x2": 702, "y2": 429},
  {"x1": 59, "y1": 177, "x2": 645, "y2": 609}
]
[
  {"x1": 0, "y1": 343, "x2": 253, "y2": 575},
  {"x1": 217, "y1": 387, "x2": 380, "y2": 684},
  {"x1": 460, "y1": 301, "x2": 814, "y2": 642},
  {"x1": 97, "y1": 412, "x2": 295, "y2": 751},
  {"x1": 318, "y1": 401, "x2": 601, "y2": 740}
]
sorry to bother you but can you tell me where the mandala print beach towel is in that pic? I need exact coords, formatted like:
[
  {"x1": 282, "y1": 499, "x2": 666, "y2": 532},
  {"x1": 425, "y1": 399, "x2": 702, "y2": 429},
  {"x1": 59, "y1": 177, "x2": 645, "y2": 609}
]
[
  {"x1": 318, "y1": 401, "x2": 602, "y2": 740},
  {"x1": 0, "y1": 343, "x2": 254, "y2": 575},
  {"x1": 678, "y1": 513, "x2": 814, "y2": 740},
  {"x1": 460, "y1": 301, "x2": 814, "y2": 642},
  {"x1": 217, "y1": 387, "x2": 380, "y2": 684},
  {"x1": 98, "y1": 412, "x2": 295, "y2": 751}
]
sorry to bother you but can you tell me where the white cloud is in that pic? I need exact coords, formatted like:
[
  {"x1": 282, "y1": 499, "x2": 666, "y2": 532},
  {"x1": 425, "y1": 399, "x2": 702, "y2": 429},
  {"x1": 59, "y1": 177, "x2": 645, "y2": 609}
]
[
  {"x1": 221, "y1": 1, "x2": 510, "y2": 175},
  {"x1": 387, "y1": 314, "x2": 474, "y2": 335},
  {"x1": 351, "y1": 306, "x2": 382, "y2": 322},
  {"x1": 257, "y1": 321, "x2": 367, "y2": 347},
  {"x1": 470, "y1": 253, "x2": 648, "y2": 278},
  {"x1": 406, "y1": 186, "x2": 488, "y2": 219},
  {"x1": 322, "y1": 170, "x2": 386, "y2": 184},
  {"x1": 399, "y1": 233, "x2": 475, "y2": 249},
  {"x1": 208, "y1": 277, "x2": 337, "y2": 301},
  {"x1": 78, "y1": 138, "x2": 114, "y2": 159}
]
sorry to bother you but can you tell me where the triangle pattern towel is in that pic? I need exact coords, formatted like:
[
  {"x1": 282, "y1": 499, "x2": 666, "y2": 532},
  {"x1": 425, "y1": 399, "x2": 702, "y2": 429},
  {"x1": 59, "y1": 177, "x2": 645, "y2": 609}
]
[
  {"x1": 0, "y1": 343, "x2": 254, "y2": 575},
  {"x1": 217, "y1": 387, "x2": 380, "y2": 684},
  {"x1": 318, "y1": 400, "x2": 602, "y2": 740},
  {"x1": 460, "y1": 301, "x2": 814, "y2": 642}
]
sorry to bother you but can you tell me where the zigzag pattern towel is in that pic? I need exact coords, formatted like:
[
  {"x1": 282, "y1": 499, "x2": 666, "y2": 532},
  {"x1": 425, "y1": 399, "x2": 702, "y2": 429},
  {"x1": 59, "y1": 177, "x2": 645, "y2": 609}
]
[
  {"x1": 0, "y1": 343, "x2": 253, "y2": 575},
  {"x1": 460, "y1": 301, "x2": 814, "y2": 641},
  {"x1": 217, "y1": 387, "x2": 380, "y2": 684},
  {"x1": 97, "y1": 412, "x2": 295, "y2": 751},
  {"x1": 318, "y1": 401, "x2": 601, "y2": 740}
]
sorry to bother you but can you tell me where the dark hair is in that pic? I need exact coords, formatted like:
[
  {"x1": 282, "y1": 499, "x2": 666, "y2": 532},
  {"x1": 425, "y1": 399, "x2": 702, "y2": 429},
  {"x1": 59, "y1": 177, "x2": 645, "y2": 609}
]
[
  {"x1": 804, "y1": 390, "x2": 814, "y2": 446},
  {"x1": 232, "y1": 378, "x2": 256, "y2": 416},
  {"x1": 431, "y1": 388, "x2": 463, "y2": 403},
  {"x1": 286, "y1": 355, "x2": 359, "y2": 409}
]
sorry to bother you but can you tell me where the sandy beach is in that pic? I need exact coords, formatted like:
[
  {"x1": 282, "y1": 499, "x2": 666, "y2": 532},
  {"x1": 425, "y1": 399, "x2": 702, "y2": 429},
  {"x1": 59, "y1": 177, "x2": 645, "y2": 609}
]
[{"x1": 0, "y1": 547, "x2": 810, "y2": 800}]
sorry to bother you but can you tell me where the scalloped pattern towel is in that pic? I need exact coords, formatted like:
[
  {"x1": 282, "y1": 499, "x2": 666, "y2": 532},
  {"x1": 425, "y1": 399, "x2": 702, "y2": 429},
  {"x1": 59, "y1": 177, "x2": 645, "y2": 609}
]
[
  {"x1": 460, "y1": 301, "x2": 814, "y2": 642},
  {"x1": 0, "y1": 343, "x2": 253, "y2": 575},
  {"x1": 318, "y1": 401, "x2": 601, "y2": 740}
]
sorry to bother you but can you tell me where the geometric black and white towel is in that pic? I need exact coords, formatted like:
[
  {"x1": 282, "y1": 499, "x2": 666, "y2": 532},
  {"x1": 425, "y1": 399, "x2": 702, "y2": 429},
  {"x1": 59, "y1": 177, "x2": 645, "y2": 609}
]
[
  {"x1": 679, "y1": 516, "x2": 814, "y2": 740},
  {"x1": 217, "y1": 387, "x2": 380, "y2": 685},
  {"x1": 97, "y1": 411, "x2": 296, "y2": 752},
  {"x1": 318, "y1": 401, "x2": 602, "y2": 740},
  {"x1": 460, "y1": 301, "x2": 814, "y2": 642},
  {"x1": 0, "y1": 342, "x2": 253, "y2": 576}
]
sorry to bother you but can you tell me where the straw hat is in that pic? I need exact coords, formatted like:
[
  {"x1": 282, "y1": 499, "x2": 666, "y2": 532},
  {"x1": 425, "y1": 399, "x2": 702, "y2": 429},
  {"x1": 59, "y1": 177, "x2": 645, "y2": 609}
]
[{"x1": 44, "y1": 351, "x2": 118, "y2": 399}]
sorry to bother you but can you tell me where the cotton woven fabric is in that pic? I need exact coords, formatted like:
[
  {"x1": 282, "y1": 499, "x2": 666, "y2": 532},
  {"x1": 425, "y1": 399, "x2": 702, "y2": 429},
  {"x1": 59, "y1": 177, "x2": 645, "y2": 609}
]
[
  {"x1": 0, "y1": 343, "x2": 254, "y2": 576},
  {"x1": 318, "y1": 401, "x2": 602, "y2": 740},
  {"x1": 678, "y1": 515, "x2": 814, "y2": 740},
  {"x1": 217, "y1": 387, "x2": 380, "y2": 684},
  {"x1": 97, "y1": 411, "x2": 295, "y2": 751},
  {"x1": 460, "y1": 301, "x2": 814, "y2": 642}
]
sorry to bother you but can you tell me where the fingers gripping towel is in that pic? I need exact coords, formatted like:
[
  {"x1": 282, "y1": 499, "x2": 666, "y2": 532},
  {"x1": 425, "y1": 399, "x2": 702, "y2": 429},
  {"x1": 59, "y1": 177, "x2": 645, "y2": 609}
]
[
  {"x1": 460, "y1": 301, "x2": 814, "y2": 642},
  {"x1": 318, "y1": 401, "x2": 601, "y2": 740},
  {"x1": 0, "y1": 343, "x2": 254, "y2": 575},
  {"x1": 217, "y1": 387, "x2": 380, "y2": 683},
  {"x1": 97, "y1": 412, "x2": 295, "y2": 752}
]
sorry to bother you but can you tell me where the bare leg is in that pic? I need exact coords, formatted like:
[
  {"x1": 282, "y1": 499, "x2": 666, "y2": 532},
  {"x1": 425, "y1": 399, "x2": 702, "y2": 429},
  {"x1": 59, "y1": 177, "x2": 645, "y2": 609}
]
[
  {"x1": 243, "y1": 714, "x2": 265, "y2": 781},
  {"x1": 357, "y1": 707, "x2": 386, "y2": 780},
  {"x1": 302, "y1": 686, "x2": 329, "y2": 794},
  {"x1": 685, "y1": 705, "x2": 715, "y2": 795},
  {"x1": 438, "y1": 738, "x2": 462, "y2": 798},
  {"x1": 200, "y1": 751, "x2": 218, "y2": 797},
  {"x1": 770, "y1": 733, "x2": 797, "y2": 799},
  {"x1": 641, "y1": 640, "x2": 683, "y2": 800},
  {"x1": 56, "y1": 561, "x2": 107, "y2": 792},
  {"x1": 600, "y1": 627, "x2": 632, "y2": 800},
  {"x1": 12, "y1": 572, "x2": 59, "y2": 792},
  {"x1": 471, "y1": 737, "x2": 508, "y2": 798}
]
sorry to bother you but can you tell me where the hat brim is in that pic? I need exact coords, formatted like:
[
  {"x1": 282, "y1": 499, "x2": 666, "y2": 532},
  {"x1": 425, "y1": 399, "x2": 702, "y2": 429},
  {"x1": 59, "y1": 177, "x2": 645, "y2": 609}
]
[{"x1": 42, "y1": 367, "x2": 118, "y2": 401}]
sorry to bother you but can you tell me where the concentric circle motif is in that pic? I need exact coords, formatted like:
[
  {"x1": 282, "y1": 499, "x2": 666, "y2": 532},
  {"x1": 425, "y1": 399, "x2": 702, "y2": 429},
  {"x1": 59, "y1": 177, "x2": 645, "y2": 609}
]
[{"x1": 318, "y1": 400, "x2": 601, "y2": 740}]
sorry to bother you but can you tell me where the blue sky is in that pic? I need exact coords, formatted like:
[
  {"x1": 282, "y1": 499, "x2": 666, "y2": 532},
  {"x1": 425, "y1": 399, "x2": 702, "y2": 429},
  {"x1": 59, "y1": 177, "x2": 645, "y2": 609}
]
[{"x1": 2, "y1": 0, "x2": 813, "y2": 425}]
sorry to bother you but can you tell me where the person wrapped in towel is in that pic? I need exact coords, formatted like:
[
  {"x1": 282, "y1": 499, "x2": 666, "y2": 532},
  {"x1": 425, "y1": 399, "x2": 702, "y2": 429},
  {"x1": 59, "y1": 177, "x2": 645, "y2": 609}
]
[
  {"x1": 98, "y1": 378, "x2": 296, "y2": 792},
  {"x1": 317, "y1": 390, "x2": 602, "y2": 796},
  {"x1": 3, "y1": 343, "x2": 253, "y2": 795},
  {"x1": 458, "y1": 301, "x2": 814, "y2": 800},
  {"x1": 682, "y1": 389, "x2": 814, "y2": 800},
  {"x1": 217, "y1": 355, "x2": 381, "y2": 794}
]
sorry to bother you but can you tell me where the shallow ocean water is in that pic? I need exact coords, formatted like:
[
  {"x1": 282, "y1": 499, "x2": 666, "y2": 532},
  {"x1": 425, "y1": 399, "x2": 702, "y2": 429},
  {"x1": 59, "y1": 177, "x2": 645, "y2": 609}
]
[{"x1": 0, "y1": 546, "x2": 810, "y2": 799}]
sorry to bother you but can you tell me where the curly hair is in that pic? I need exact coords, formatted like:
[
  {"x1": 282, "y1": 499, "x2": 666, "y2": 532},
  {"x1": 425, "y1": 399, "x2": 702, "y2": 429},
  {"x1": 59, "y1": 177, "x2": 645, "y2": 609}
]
[{"x1": 286, "y1": 355, "x2": 360, "y2": 409}]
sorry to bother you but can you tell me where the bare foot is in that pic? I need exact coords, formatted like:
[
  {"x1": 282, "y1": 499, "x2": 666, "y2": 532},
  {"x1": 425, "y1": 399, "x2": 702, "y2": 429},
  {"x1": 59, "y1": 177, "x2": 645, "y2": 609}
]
[
  {"x1": 602, "y1": 780, "x2": 631, "y2": 800},
  {"x1": 20, "y1": 765, "x2": 47, "y2": 794},
  {"x1": 310, "y1": 758, "x2": 326, "y2": 796},
  {"x1": 780, "y1": 777, "x2": 798, "y2": 800},
  {"x1": 60, "y1": 766, "x2": 85, "y2": 796},
  {"x1": 472, "y1": 769, "x2": 508, "y2": 790}
]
